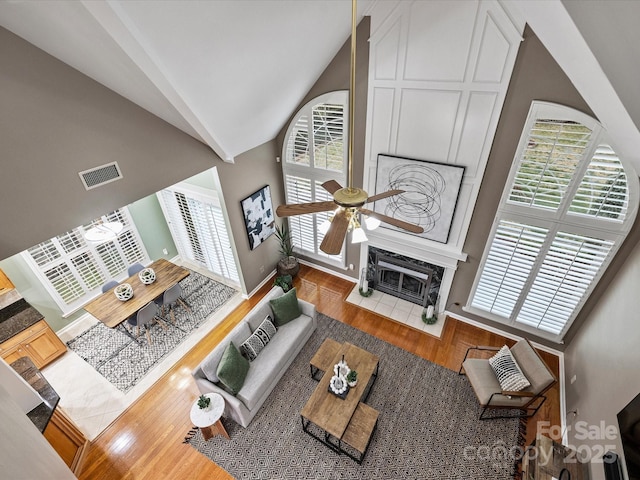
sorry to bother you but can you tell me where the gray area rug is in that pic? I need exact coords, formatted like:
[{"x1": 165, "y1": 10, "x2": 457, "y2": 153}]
[
  {"x1": 67, "y1": 271, "x2": 237, "y2": 392},
  {"x1": 185, "y1": 313, "x2": 525, "y2": 479}
]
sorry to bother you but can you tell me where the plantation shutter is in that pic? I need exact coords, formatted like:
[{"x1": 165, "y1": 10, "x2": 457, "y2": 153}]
[
  {"x1": 517, "y1": 232, "x2": 614, "y2": 335},
  {"x1": 471, "y1": 220, "x2": 548, "y2": 318},
  {"x1": 285, "y1": 174, "x2": 315, "y2": 253},
  {"x1": 23, "y1": 207, "x2": 149, "y2": 314},
  {"x1": 159, "y1": 189, "x2": 239, "y2": 285}
]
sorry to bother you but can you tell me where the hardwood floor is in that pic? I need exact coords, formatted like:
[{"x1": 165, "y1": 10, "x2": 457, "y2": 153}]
[{"x1": 77, "y1": 264, "x2": 561, "y2": 479}]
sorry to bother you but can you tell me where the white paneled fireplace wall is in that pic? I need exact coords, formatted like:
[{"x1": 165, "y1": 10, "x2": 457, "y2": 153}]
[{"x1": 359, "y1": 0, "x2": 524, "y2": 311}]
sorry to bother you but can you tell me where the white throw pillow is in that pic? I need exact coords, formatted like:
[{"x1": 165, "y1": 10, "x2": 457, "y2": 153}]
[{"x1": 488, "y1": 345, "x2": 531, "y2": 392}]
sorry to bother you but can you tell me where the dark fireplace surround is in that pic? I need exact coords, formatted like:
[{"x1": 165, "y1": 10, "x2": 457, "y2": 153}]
[{"x1": 366, "y1": 247, "x2": 444, "y2": 309}]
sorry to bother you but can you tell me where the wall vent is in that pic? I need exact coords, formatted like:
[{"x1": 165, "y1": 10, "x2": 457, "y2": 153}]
[{"x1": 79, "y1": 162, "x2": 123, "y2": 190}]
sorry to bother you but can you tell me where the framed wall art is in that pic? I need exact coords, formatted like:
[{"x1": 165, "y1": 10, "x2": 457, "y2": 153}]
[
  {"x1": 373, "y1": 154, "x2": 465, "y2": 243},
  {"x1": 241, "y1": 185, "x2": 276, "y2": 250}
]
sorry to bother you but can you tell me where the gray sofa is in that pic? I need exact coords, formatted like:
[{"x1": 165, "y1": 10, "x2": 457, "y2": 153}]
[{"x1": 192, "y1": 286, "x2": 317, "y2": 428}]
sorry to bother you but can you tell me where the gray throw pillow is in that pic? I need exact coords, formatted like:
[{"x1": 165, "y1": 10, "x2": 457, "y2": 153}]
[
  {"x1": 216, "y1": 341, "x2": 250, "y2": 395},
  {"x1": 269, "y1": 287, "x2": 302, "y2": 327}
]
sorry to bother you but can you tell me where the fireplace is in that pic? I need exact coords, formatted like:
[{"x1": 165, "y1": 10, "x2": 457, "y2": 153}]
[{"x1": 366, "y1": 247, "x2": 444, "y2": 309}]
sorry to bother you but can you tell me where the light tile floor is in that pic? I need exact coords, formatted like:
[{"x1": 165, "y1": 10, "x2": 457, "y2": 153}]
[
  {"x1": 42, "y1": 264, "x2": 243, "y2": 441},
  {"x1": 345, "y1": 285, "x2": 445, "y2": 338}
]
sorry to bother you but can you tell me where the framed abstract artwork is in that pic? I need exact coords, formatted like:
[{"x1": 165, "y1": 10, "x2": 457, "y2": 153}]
[
  {"x1": 373, "y1": 154, "x2": 465, "y2": 243},
  {"x1": 241, "y1": 185, "x2": 276, "y2": 250}
]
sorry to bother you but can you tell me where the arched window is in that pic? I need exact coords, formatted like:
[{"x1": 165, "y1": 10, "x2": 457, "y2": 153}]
[
  {"x1": 281, "y1": 91, "x2": 348, "y2": 265},
  {"x1": 467, "y1": 101, "x2": 639, "y2": 342}
]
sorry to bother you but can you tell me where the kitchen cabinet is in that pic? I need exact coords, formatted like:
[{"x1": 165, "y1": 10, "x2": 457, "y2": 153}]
[
  {"x1": 0, "y1": 319, "x2": 66, "y2": 369},
  {"x1": 0, "y1": 268, "x2": 15, "y2": 294},
  {"x1": 44, "y1": 407, "x2": 89, "y2": 476}
]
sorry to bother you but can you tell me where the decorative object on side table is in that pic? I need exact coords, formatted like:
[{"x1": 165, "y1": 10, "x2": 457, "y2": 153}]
[
  {"x1": 273, "y1": 274, "x2": 293, "y2": 293},
  {"x1": 138, "y1": 267, "x2": 156, "y2": 285},
  {"x1": 114, "y1": 283, "x2": 134, "y2": 301},
  {"x1": 329, "y1": 355, "x2": 350, "y2": 398},
  {"x1": 197, "y1": 394, "x2": 211, "y2": 411},
  {"x1": 190, "y1": 392, "x2": 229, "y2": 441},
  {"x1": 347, "y1": 370, "x2": 358, "y2": 387},
  {"x1": 275, "y1": 223, "x2": 299, "y2": 277},
  {"x1": 422, "y1": 305, "x2": 437, "y2": 325}
]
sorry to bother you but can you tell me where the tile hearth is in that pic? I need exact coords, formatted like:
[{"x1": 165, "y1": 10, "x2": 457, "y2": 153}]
[{"x1": 345, "y1": 285, "x2": 445, "y2": 338}]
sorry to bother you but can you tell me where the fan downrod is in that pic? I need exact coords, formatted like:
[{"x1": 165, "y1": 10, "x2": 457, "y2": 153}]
[{"x1": 333, "y1": 187, "x2": 369, "y2": 207}]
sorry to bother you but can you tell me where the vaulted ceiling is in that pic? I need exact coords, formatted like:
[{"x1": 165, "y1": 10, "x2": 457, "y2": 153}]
[{"x1": 0, "y1": 0, "x2": 638, "y2": 168}]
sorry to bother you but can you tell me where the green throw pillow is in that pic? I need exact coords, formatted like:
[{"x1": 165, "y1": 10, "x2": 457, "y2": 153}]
[
  {"x1": 269, "y1": 287, "x2": 302, "y2": 327},
  {"x1": 216, "y1": 341, "x2": 250, "y2": 395}
]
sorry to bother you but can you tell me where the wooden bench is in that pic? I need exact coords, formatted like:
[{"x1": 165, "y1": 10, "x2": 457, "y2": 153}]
[
  {"x1": 341, "y1": 402, "x2": 379, "y2": 464},
  {"x1": 309, "y1": 338, "x2": 341, "y2": 380}
]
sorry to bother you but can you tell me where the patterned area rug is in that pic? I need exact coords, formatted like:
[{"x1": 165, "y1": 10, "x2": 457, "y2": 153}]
[
  {"x1": 67, "y1": 271, "x2": 237, "y2": 392},
  {"x1": 185, "y1": 313, "x2": 526, "y2": 479}
]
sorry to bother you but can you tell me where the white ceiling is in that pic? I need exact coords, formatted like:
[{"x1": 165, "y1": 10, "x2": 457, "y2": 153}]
[
  {"x1": 0, "y1": 0, "x2": 372, "y2": 162},
  {"x1": 0, "y1": 0, "x2": 639, "y2": 169}
]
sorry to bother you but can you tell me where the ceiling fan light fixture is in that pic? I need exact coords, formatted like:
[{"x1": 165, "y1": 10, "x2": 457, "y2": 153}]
[
  {"x1": 364, "y1": 216, "x2": 381, "y2": 230},
  {"x1": 351, "y1": 226, "x2": 368, "y2": 244},
  {"x1": 319, "y1": 219, "x2": 331, "y2": 235}
]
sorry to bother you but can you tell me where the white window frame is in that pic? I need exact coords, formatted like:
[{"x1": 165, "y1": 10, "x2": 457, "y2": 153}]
[
  {"x1": 282, "y1": 91, "x2": 348, "y2": 267},
  {"x1": 22, "y1": 207, "x2": 149, "y2": 316},
  {"x1": 157, "y1": 183, "x2": 241, "y2": 289},
  {"x1": 466, "y1": 101, "x2": 639, "y2": 342}
]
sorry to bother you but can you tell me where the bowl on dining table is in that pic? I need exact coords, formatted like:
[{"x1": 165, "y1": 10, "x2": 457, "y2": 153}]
[
  {"x1": 114, "y1": 283, "x2": 134, "y2": 301},
  {"x1": 138, "y1": 267, "x2": 156, "y2": 285}
]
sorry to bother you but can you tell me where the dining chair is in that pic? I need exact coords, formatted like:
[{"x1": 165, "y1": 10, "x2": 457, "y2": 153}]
[
  {"x1": 155, "y1": 283, "x2": 191, "y2": 324},
  {"x1": 101, "y1": 280, "x2": 119, "y2": 293},
  {"x1": 127, "y1": 262, "x2": 145, "y2": 277},
  {"x1": 126, "y1": 301, "x2": 168, "y2": 345}
]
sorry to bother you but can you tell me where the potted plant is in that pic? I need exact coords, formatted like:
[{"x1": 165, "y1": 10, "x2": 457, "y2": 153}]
[
  {"x1": 197, "y1": 394, "x2": 211, "y2": 411},
  {"x1": 275, "y1": 223, "x2": 299, "y2": 277},
  {"x1": 347, "y1": 370, "x2": 358, "y2": 388},
  {"x1": 273, "y1": 274, "x2": 293, "y2": 292}
]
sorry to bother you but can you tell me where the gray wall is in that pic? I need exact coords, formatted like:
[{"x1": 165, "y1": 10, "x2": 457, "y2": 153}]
[
  {"x1": 0, "y1": 25, "x2": 220, "y2": 260},
  {"x1": 216, "y1": 140, "x2": 283, "y2": 294},
  {"x1": 274, "y1": 17, "x2": 371, "y2": 281}
]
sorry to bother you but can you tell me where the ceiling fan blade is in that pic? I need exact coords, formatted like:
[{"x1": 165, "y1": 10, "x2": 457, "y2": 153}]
[
  {"x1": 321, "y1": 180, "x2": 343, "y2": 194},
  {"x1": 359, "y1": 208, "x2": 424, "y2": 234},
  {"x1": 276, "y1": 201, "x2": 336, "y2": 217},
  {"x1": 365, "y1": 189, "x2": 405, "y2": 203},
  {"x1": 320, "y1": 209, "x2": 350, "y2": 255}
]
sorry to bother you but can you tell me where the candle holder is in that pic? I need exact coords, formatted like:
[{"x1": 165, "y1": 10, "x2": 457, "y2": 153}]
[
  {"x1": 359, "y1": 268, "x2": 373, "y2": 297},
  {"x1": 422, "y1": 305, "x2": 438, "y2": 325}
]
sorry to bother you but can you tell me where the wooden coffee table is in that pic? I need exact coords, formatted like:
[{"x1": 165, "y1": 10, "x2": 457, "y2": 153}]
[{"x1": 301, "y1": 341, "x2": 379, "y2": 463}]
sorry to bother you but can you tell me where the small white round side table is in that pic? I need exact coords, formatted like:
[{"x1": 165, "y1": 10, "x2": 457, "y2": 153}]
[{"x1": 190, "y1": 392, "x2": 229, "y2": 441}]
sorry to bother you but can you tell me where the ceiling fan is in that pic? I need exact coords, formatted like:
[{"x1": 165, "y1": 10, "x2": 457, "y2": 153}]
[{"x1": 276, "y1": 0, "x2": 424, "y2": 255}]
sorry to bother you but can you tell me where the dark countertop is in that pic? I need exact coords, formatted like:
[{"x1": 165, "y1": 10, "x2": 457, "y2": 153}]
[
  {"x1": 0, "y1": 298, "x2": 45, "y2": 343},
  {"x1": 10, "y1": 356, "x2": 59, "y2": 433}
]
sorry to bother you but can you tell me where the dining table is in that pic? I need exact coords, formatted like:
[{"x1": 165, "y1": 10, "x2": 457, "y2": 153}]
[{"x1": 83, "y1": 258, "x2": 190, "y2": 329}]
